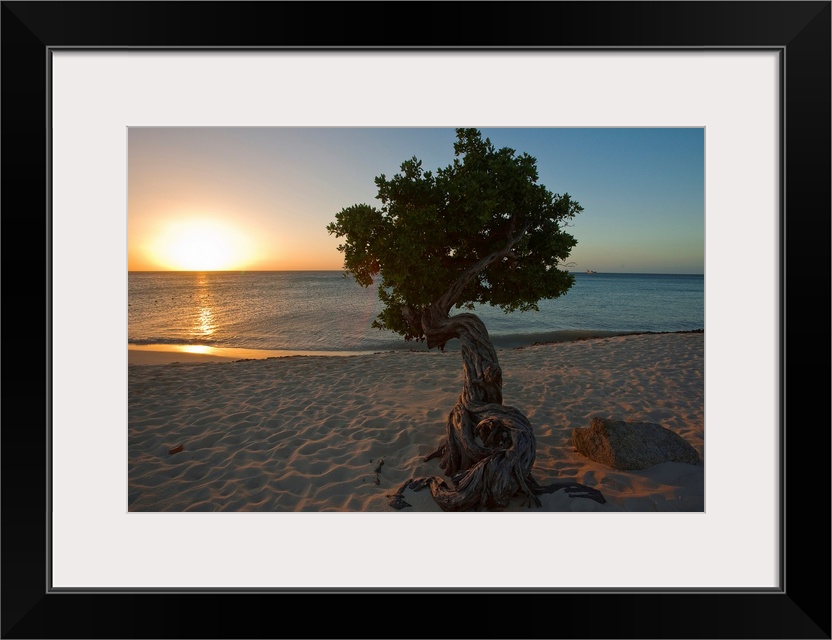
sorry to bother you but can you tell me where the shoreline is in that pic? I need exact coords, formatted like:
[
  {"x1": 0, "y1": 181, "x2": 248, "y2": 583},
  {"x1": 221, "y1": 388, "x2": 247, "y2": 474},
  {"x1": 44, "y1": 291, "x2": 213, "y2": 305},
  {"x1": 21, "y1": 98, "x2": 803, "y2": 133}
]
[
  {"x1": 127, "y1": 344, "x2": 382, "y2": 366},
  {"x1": 128, "y1": 328, "x2": 704, "y2": 366}
]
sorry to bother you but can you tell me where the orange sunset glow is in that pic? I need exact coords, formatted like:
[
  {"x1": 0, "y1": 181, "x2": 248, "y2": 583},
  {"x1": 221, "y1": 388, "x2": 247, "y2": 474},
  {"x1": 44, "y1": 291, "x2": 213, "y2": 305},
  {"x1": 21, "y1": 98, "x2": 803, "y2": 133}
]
[{"x1": 148, "y1": 219, "x2": 255, "y2": 271}]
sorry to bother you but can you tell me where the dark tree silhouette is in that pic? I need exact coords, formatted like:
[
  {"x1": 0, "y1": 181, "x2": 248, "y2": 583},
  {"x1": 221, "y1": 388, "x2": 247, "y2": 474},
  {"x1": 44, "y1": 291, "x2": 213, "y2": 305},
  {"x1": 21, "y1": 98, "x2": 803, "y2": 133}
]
[{"x1": 328, "y1": 129, "x2": 604, "y2": 510}]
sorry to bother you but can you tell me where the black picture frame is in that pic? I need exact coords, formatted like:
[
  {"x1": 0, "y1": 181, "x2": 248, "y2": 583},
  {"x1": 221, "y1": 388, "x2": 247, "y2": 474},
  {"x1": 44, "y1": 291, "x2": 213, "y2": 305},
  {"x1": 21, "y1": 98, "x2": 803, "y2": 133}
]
[{"x1": 2, "y1": 2, "x2": 829, "y2": 638}]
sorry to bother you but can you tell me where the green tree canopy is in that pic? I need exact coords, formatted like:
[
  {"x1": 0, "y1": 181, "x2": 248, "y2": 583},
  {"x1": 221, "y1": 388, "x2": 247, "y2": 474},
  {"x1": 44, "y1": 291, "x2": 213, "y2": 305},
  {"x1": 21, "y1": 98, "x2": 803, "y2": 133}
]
[{"x1": 327, "y1": 128, "x2": 583, "y2": 342}]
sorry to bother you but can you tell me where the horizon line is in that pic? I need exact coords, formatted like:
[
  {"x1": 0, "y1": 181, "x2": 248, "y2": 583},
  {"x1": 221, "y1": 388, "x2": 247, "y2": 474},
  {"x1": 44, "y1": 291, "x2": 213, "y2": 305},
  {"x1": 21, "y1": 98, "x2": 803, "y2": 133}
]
[{"x1": 127, "y1": 269, "x2": 705, "y2": 276}]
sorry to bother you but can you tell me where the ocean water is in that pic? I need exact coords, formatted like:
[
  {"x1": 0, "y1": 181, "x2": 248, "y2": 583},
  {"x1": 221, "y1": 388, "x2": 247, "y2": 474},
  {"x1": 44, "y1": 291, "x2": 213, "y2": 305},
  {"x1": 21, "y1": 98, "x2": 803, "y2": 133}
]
[{"x1": 128, "y1": 271, "x2": 704, "y2": 354}]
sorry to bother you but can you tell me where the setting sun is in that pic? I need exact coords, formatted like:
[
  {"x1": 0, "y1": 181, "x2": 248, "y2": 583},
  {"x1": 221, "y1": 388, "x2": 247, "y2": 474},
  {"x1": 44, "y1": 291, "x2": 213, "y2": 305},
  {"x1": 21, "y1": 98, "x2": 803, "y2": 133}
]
[{"x1": 150, "y1": 219, "x2": 254, "y2": 271}]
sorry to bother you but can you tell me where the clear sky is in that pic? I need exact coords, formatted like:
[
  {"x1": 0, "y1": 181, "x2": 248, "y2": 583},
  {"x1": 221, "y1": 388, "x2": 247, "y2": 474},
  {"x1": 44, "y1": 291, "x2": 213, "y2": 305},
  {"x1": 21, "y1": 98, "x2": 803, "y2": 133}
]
[{"x1": 128, "y1": 127, "x2": 704, "y2": 274}]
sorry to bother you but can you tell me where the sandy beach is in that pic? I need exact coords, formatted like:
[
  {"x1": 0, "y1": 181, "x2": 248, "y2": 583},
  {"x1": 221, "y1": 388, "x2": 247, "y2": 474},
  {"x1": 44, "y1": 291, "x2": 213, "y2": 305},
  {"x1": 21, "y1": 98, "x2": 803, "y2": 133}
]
[{"x1": 128, "y1": 332, "x2": 704, "y2": 512}]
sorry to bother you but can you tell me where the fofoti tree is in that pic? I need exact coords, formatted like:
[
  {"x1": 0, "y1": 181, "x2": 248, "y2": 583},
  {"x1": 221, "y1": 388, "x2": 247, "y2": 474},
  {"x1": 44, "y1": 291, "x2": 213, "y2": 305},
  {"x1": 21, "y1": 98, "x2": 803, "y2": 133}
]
[{"x1": 327, "y1": 128, "x2": 605, "y2": 511}]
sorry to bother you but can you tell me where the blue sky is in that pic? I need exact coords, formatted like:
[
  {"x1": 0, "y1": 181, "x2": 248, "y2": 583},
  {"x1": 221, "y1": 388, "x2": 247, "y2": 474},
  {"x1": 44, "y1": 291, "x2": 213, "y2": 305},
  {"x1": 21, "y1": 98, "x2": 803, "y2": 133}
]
[{"x1": 128, "y1": 127, "x2": 704, "y2": 273}]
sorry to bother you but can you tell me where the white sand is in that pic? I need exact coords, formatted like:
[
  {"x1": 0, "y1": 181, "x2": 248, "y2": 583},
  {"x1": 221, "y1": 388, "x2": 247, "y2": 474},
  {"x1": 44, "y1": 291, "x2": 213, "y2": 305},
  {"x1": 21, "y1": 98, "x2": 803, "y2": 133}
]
[{"x1": 128, "y1": 332, "x2": 704, "y2": 512}]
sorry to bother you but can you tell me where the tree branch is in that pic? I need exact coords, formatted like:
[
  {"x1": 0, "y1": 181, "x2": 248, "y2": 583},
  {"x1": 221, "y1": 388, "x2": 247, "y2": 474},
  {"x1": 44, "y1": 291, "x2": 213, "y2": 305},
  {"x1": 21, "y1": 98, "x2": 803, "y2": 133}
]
[{"x1": 434, "y1": 223, "x2": 530, "y2": 317}]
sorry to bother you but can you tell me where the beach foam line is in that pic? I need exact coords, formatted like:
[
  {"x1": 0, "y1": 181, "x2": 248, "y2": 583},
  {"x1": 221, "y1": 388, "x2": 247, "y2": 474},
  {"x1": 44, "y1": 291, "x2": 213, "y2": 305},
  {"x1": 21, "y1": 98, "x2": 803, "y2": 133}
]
[
  {"x1": 128, "y1": 344, "x2": 381, "y2": 366},
  {"x1": 128, "y1": 329, "x2": 704, "y2": 365}
]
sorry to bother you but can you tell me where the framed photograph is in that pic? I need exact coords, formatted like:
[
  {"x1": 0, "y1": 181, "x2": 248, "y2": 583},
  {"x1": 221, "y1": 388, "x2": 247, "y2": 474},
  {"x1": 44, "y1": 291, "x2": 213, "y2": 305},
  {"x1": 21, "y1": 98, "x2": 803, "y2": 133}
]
[{"x1": 3, "y1": 2, "x2": 829, "y2": 638}]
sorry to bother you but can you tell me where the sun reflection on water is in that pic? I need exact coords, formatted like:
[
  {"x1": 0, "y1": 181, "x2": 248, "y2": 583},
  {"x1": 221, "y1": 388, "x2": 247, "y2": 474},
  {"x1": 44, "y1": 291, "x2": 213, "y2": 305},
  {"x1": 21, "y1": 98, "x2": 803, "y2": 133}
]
[
  {"x1": 196, "y1": 306, "x2": 215, "y2": 336},
  {"x1": 191, "y1": 273, "x2": 217, "y2": 340}
]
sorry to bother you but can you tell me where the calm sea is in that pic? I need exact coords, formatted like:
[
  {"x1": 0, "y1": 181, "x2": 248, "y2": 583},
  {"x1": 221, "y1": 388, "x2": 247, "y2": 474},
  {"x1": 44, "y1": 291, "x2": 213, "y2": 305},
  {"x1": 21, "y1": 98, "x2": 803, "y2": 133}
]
[{"x1": 128, "y1": 271, "x2": 704, "y2": 354}]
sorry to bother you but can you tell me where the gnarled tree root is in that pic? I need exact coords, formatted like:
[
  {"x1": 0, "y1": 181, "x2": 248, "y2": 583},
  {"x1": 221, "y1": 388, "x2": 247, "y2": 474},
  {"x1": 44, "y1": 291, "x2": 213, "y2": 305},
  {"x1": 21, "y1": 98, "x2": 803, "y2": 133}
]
[
  {"x1": 388, "y1": 397, "x2": 606, "y2": 511},
  {"x1": 388, "y1": 472, "x2": 606, "y2": 511}
]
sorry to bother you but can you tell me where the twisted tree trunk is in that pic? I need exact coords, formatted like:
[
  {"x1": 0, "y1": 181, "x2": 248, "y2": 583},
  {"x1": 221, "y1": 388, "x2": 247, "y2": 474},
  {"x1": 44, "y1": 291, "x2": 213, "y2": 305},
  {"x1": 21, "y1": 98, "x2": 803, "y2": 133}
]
[{"x1": 388, "y1": 231, "x2": 606, "y2": 511}]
